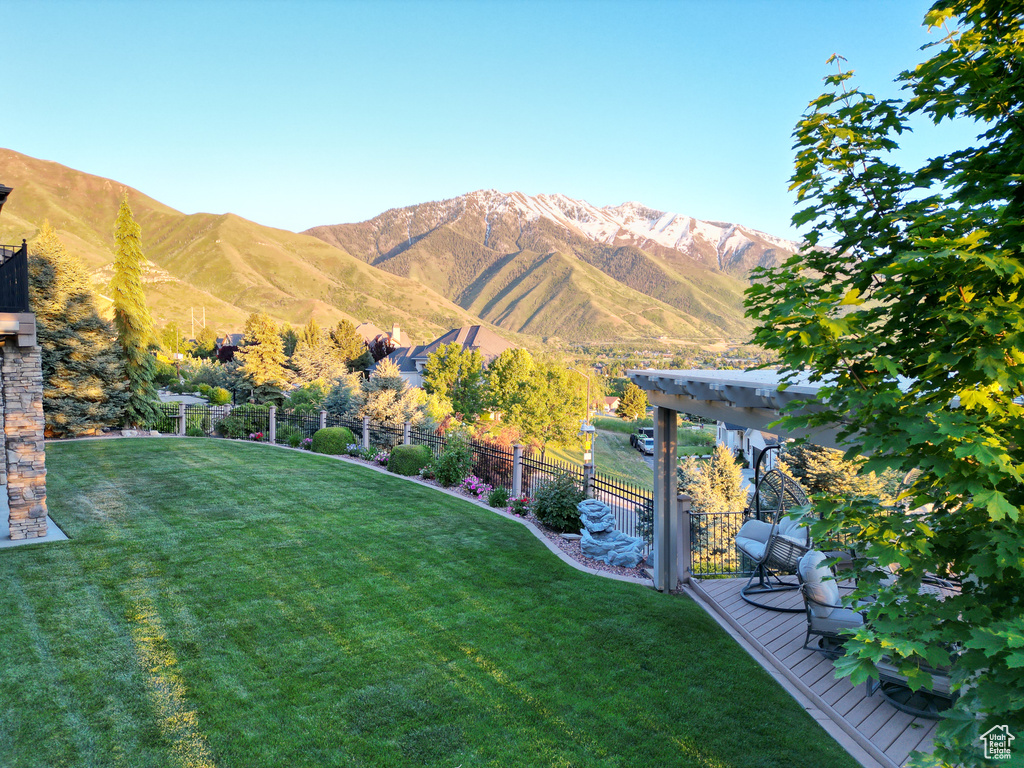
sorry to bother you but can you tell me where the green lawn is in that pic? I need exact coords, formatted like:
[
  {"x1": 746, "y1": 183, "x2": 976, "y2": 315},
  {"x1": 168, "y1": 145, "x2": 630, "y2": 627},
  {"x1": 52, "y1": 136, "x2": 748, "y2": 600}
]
[{"x1": 0, "y1": 439, "x2": 858, "y2": 768}]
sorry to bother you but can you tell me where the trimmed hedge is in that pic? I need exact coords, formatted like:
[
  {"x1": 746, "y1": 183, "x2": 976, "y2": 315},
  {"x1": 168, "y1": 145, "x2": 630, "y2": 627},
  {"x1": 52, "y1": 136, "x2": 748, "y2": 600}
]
[
  {"x1": 311, "y1": 426, "x2": 356, "y2": 455},
  {"x1": 387, "y1": 444, "x2": 431, "y2": 476}
]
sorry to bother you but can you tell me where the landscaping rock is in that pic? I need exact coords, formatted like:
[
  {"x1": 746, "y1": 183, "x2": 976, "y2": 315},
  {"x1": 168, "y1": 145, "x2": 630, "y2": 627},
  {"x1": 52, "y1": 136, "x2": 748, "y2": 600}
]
[{"x1": 577, "y1": 499, "x2": 645, "y2": 568}]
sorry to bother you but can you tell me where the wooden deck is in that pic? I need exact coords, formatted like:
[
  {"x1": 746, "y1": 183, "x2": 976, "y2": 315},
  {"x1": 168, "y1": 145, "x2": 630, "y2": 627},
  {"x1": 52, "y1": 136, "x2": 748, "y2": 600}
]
[{"x1": 691, "y1": 577, "x2": 937, "y2": 768}]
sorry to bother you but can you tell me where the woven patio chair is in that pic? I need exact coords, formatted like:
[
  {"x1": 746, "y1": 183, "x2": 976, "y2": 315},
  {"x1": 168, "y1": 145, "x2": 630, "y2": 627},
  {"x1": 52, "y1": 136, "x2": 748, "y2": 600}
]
[
  {"x1": 734, "y1": 468, "x2": 812, "y2": 611},
  {"x1": 797, "y1": 549, "x2": 866, "y2": 657}
]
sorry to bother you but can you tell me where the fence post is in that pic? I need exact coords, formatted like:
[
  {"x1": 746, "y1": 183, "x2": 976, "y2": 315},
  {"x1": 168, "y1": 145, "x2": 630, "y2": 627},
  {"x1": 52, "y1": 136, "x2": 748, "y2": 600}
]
[
  {"x1": 319, "y1": 410, "x2": 327, "y2": 430},
  {"x1": 362, "y1": 416, "x2": 370, "y2": 449},
  {"x1": 269, "y1": 406, "x2": 277, "y2": 444},
  {"x1": 676, "y1": 493, "x2": 692, "y2": 585},
  {"x1": 403, "y1": 421, "x2": 411, "y2": 445},
  {"x1": 178, "y1": 402, "x2": 186, "y2": 436},
  {"x1": 512, "y1": 444, "x2": 523, "y2": 498},
  {"x1": 583, "y1": 461, "x2": 595, "y2": 499}
]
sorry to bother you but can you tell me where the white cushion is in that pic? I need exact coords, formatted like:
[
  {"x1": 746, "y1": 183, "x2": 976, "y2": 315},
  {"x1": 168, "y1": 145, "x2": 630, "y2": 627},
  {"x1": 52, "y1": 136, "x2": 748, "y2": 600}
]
[
  {"x1": 799, "y1": 550, "x2": 840, "y2": 618},
  {"x1": 778, "y1": 515, "x2": 809, "y2": 545}
]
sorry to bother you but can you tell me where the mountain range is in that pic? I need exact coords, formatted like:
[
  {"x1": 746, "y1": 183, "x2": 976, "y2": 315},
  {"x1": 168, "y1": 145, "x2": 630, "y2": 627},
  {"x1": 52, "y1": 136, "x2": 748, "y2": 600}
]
[{"x1": 0, "y1": 148, "x2": 801, "y2": 346}]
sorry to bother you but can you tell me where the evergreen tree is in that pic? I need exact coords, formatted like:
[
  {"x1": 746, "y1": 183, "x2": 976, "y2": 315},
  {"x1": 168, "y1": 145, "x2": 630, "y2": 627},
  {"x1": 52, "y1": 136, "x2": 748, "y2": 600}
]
[
  {"x1": 298, "y1": 318, "x2": 321, "y2": 350},
  {"x1": 236, "y1": 312, "x2": 291, "y2": 404},
  {"x1": 329, "y1": 320, "x2": 366, "y2": 365},
  {"x1": 110, "y1": 198, "x2": 160, "y2": 427},
  {"x1": 618, "y1": 382, "x2": 648, "y2": 420},
  {"x1": 28, "y1": 222, "x2": 127, "y2": 436},
  {"x1": 291, "y1": 329, "x2": 346, "y2": 386},
  {"x1": 279, "y1": 323, "x2": 299, "y2": 358},
  {"x1": 193, "y1": 325, "x2": 217, "y2": 359},
  {"x1": 355, "y1": 358, "x2": 421, "y2": 425}
]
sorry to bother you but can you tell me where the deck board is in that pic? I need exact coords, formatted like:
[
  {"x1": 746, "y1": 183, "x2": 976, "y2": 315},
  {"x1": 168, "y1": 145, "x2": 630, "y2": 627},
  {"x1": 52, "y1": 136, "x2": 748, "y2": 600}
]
[{"x1": 691, "y1": 577, "x2": 938, "y2": 767}]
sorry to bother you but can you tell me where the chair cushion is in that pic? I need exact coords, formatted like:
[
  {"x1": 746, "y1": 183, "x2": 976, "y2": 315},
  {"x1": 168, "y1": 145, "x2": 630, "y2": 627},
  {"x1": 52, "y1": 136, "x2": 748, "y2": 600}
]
[
  {"x1": 736, "y1": 536, "x2": 766, "y2": 561},
  {"x1": 810, "y1": 606, "x2": 864, "y2": 634},
  {"x1": 778, "y1": 514, "x2": 809, "y2": 545},
  {"x1": 736, "y1": 519, "x2": 772, "y2": 544},
  {"x1": 799, "y1": 550, "x2": 840, "y2": 618}
]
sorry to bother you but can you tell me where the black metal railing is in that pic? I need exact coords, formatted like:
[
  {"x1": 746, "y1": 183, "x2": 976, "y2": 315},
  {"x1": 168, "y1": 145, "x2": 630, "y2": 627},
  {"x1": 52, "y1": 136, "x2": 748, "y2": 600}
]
[
  {"x1": 689, "y1": 509, "x2": 756, "y2": 578},
  {"x1": 520, "y1": 452, "x2": 584, "y2": 498},
  {"x1": 471, "y1": 443, "x2": 514, "y2": 491},
  {"x1": 409, "y1": 427, "x2": 447, "y2": 458},
  {"x1": 0, "y1": 241, "x2": 29, "y2": 313}
]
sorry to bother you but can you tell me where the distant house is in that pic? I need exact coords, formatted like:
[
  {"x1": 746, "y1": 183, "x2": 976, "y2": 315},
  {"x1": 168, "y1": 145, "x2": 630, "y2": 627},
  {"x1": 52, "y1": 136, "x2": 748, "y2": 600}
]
[
  {"x1": 386, "y1": 325, "x2": 517, "y2": 388},
  {"x1": 355, "y1": 321, "x2": 387, "y2": 343},
  {"x1": 716, "y1": 422, "x2": 745, "y2": 456},
  {"x1": 216, "y1": 333, "x2": 244, "y2": 349},
  {"x1": 603, "y1": 396, "x2": 620, "y2": 414}
]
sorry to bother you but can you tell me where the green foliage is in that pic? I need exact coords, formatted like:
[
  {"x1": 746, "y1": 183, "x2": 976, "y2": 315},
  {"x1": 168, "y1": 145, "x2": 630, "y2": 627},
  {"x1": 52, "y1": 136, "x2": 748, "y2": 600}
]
[
  {"x1": 185, "y1": 425, "x2": 205, "y2": 437},
  {"x1": 487, "y1": 486, "x2": 510, "y2": 508},
  {"x1": 746, "y1": 7, "x2": 1024, "y2": 761},
  {"x1": 193, "y1": 325, "x2": 217, "y2": 359},
  {"x1": 323, "y1": 374, "x2": 362, "y2": 418},
  {"x1": 422, "y1": 342, "x2": 484, "y2": 420},
  {"x1": 236, "y1": 312, "x2": 290, "y2": 404},
  {"x1": 617, "y1": 382, "x2": 648, "y2": 421},
  {"x1": 433, "y1": 432, "x2": 474, "y2": 487},
  {"x1": 311, "y1": 426, "x2": 355, "y2": 455},
  {"x1": 387, "y1": 444, "x2": 432, "y2": 476},
  {"x1": 285, "y1": 381, "x2": 330, "y2": 414},
  {"x1": 214, "y1": 404, "x2": 269, "y2": 439},
  {"x1": 777, "y1": 443, "x2": 898, "y2": 503},
  {"x1": 209, "y1": 387, "x2": 232, "y2": 406},
  {"x1": 153, "y1": 358, "x2": 178, "y2": 387},
  {"x1": 28, "y1": 221, "x2": 127, "y2": 436},
  {"x1": 111, "y1": 198, "x2": 161, "y2": 427},
  {"x1": 329, "y1": 319, "x2": 366, "y2": 366},
  {"x1": 530, "y1": 473, "x2": 585, "y2": 534},
  {"x1": 291, "y1": 320, "x2": 346, "y2": 386},
  {"x1": 279, "y1": 324, "x2": 299, "y2": 358},
  {"x1": 276, "y1": 424, "x2": 304, "y2": 448},
  {"x1": 356, "y1": 358, "x2": 422, "y2": 426},
  {"x1": 485, "y1": 349, "x2": 585, "y2": 450}
]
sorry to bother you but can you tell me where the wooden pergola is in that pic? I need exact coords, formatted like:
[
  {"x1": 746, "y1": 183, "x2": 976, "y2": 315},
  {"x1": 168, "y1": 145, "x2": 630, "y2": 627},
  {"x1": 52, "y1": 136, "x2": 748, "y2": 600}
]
[{"x1": 627, "y1": 369, "x2": 841, "y2": 591}]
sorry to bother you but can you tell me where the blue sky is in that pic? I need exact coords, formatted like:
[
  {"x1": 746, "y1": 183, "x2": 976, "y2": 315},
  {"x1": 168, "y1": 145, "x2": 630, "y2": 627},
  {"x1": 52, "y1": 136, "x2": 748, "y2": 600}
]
[{"x1": 6, "y1": 0, "x2": 970, "y2": 240}]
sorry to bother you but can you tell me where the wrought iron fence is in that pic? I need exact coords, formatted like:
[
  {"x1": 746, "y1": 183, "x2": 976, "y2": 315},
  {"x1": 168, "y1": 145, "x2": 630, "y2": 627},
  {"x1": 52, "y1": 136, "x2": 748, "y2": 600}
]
[
  {"x1": 275, "y1": 410, "x2": 320, "y2": 445},
  {"x1": 520, "y1": 452, "x2": 584, "y2": 498},
  {"x1": 689, "y1": 509, "x2": 756, "y2": 578},
  {"x1": 368, "y1": 422, "x2": 404, "y2": 449},
  {"x1": 409, "y1": 428, "x2": 447, "y2": 457},
  {"x1": 470, "y1": 443, "x2": 514, "y2": 491},
  {"x1": 591, "y1": 473, "x2": 651, "y2": 540},
  {"x1": 151, "y1": 402, "x2": 180, "y2": 433}
]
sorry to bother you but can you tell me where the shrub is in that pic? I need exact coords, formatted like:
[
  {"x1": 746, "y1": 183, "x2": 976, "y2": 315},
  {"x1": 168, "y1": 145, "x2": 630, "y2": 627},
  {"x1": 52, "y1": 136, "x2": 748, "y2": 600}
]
[
  {"x1": 418, "y1": 463, "x2": 436, "y2": 480},
  {"x1": 387, "y1": 444, "x2": 432, "y2": 476},
  {"x1": 372, "y1": 449, "x2": 390, "y2": 466},
  {"x1": 277, "y1": 424, "x2": 303, "y2": 448},
  {"x1": 215, "y1": 404, "x2": 269, "y2": 439},
  {"x1": 209, "y1": 387, "x2": 232, "y2": 406},
  {"x1": 300, "y1": 437, "x2": 313, "y2": 450},
  {"x1": 433, "y1": 432, "x2": 473, "y2": 487},
  {"x1": 185, "y1": 425, "x2": 205, "y2": 437},
  {"x1": 488, "y1": 487, "x2": 510, "y2": 508},
  {"x1": 531, "y1": 473, "x2": 585, "y2": 533},
  {"x1": 197, "y1": 383, "x2": 213, "y2": 398},
  {"x1": 509, "y1": 495, "x2": 530, "y2": 516},
  {"x1": 346, "y1": 443, "x2": 362, "y2": 457},
  {"x1": 311, "y1": 426, "x2": 355, "y2": 455}
]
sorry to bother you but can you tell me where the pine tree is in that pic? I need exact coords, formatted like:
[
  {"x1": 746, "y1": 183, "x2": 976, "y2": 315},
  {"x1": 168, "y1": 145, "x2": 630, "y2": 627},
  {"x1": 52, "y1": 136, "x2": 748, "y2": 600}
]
[
  {"x1": 111, "y1": 198, "x2": 160, "y2": 427},
  {"x1": 235, "y1": 312, "x2": 291, "y2": 404},
  {"x1": 618, "y1": 382, "x2": 648, "y2": 420},
  {"x1": 356, "y1": 357, "x2": 421, "y2": 426},
  {"x1": 29, "y1": 222, "x2": 128, "y2": 436},
  {"x1": 329, "y1": 320, "x2": 366, "y2": 365}
]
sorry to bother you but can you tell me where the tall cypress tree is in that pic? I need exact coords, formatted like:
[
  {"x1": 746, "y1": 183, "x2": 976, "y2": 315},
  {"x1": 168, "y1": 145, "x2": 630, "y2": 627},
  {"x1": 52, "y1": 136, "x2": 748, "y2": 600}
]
[
  {"x1": 29, "y1": 222, "x2": 128, "y2": 436},
  {"x1": 111, "y1": 198, "x2": 160, "y2": 427}
]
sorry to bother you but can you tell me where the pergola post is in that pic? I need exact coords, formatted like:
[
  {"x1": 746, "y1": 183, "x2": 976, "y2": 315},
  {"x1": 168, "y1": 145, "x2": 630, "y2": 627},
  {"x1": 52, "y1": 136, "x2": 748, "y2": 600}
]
[{"x1": 653, "y1": 406, "x2": 678, "y2": 591}]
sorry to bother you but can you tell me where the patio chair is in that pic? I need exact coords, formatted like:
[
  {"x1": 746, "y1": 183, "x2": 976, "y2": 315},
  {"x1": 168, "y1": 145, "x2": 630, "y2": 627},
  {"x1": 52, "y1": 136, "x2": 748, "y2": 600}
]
[
  {"x1": 797, "y1": 549, "x2": 866, "y2": 658},
  {"x1": 734, "y1": 468, "x2": 811, "y2": 612}
]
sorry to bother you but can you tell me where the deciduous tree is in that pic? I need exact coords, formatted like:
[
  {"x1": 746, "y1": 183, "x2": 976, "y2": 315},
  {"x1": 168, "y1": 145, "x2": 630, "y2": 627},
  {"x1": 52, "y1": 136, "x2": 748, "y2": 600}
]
[
  {"x1": 111, "y1": 198, "x2": 160, "y2": 427},
  {"x1": 746, "y1": 4, "x2": 1024, "y2": 761},
  {"x1": 422, "y1": 342, "x2": 484, "y2": 420}
]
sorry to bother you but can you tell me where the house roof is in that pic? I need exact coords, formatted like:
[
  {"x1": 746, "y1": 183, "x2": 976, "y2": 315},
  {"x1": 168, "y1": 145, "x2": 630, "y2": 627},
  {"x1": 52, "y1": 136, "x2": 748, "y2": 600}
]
[
  {"x1": 355, "y1": 321, "x2": 385, "y2": 342},
  {"x1": 604, "y1": 396, "x2": 620, "y2": 405},
  {"x1": 386, "y1": 325, "x2": 516, "y2": 374}
]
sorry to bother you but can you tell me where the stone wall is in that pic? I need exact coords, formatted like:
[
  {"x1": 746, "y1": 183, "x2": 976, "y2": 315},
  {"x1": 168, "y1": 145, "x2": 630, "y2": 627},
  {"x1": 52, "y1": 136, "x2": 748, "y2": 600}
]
[{"x1": 1, "y1": 342, "x2": 47, "y2": 539}]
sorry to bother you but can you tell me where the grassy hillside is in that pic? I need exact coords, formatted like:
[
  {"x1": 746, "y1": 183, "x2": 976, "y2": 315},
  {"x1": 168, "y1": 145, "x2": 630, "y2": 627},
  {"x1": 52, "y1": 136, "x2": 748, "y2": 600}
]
[{"x1": 0, "y1": 149, "x2": 487, "y2": 339}]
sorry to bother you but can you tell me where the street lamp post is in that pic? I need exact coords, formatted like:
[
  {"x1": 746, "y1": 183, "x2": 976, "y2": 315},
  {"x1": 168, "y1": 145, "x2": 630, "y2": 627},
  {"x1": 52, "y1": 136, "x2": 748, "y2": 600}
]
[{"x1": 569, "y1": 366, "x2": 595, "y2": 464}]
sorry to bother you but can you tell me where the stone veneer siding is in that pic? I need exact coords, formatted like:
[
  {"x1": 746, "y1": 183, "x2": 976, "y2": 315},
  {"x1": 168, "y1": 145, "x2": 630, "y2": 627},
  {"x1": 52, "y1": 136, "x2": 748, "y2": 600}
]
[{"x1": 1, "y1": 343, "x2": 47, "y2": 539}]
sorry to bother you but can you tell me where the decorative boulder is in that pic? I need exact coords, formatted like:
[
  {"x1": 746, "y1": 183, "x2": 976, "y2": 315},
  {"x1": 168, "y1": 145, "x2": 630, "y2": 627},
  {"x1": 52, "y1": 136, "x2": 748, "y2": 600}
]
[{"x1": 577, "y1": 499, "x2": 645, "y2": 568}]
